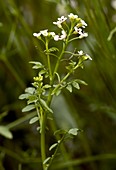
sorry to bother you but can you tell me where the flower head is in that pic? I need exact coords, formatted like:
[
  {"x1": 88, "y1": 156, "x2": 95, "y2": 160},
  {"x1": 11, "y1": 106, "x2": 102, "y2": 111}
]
[
  {"x1": 33, "y1": 30, "x2": 56, "y2": 40},
  {"x1": 49, "y1": 32, "x2": 56, "y2": 37},
  {"x1": 54, "y1": 35, "x2": 59, "y2": 41},
  {"x1": 78, "y1": 32, "x2": 88, "y2": 38},
  {"x1": 80, "y1": 19, "x2": 87, "y2": 28},
  {"x1": 53, "y1": 16, "x2": 67, "y2": 28},
  {"x1": 33, "y1": 32, "x2": 41, "y2": 38},
  {"x1": 73, "y1": 26, "x2": 88, "y2": 38},
  {"x1": 74, "y1": 27, "x2": 82, "y2": 34},
  {"x1": 40, "y1": 29, "x2": 48, "y2": 36},
  {"x1": 54, "y1": 30, "x2": 67, "y2": 41},
  {"x1": 68, "y1": 13, "x2": 78, "y2": 20},
  {"x1": 58, "y1": 16, "x2": 67, "y2": 22},
  {"x1": 78, "y1": 50, "x2": 84, "y2": 55},
  {"x1": 60, "y1": 30, "x2": 67, "y2": 40}
]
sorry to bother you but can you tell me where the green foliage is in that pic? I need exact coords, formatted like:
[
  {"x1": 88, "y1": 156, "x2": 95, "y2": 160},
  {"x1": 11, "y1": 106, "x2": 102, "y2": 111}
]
[{"x1": 18, "y1": 12, "x2": 90, "y2": 170}]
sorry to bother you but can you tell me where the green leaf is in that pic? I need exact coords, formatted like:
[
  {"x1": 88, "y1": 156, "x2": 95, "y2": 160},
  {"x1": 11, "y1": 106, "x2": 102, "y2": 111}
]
[
  {"x1": 25, "y1": 87, "x2": 35, "y2": 94},
  {"x1": 68, "y1": 128, "x2": 79, "y2": 136},
  {"x1": 27, "y1": 95, "x2": 37, "y2": 104},
  {"x1": 0, "y1": 126, "x2": 13, "y2": 139},
  {"x1": 43, "y1": 84, "x2": 51, "y2": 89},
  {"x1": 39, "y1": 99, "x2": 53, "y2": 114},
  {"x1": 72, "y1": 81, "x2": 80, "y2": 90},
  {"x1": 49, "y1": 143, "x2": 58, "y2": 151},
  {"x1": 29, "y1": 116, "x2": 39, "y2": 124},
  {"x1": 19, "y1": 93, "x2": 30, "y2": 100},
  {"x1": 46, "y1": 47, "x2": 59, "y2": 53},
  {"x1": 32, "y1": 65, "x2": 43, "y2": 69},
  {"x1": 22, "y1": 104, "x2": 35, "y2": 112},
  {"x1": 43, "y1": 157, "x2": 51, "y2": 164},
  {"x1": 66, "y1": 84, "x2": 72, "y2": 92},
  {"x1": 75, "y1": 79, "x2": 88, "y2": 85},
  {"x1": 29, "y1": 61, "x2": 44, "y2": 69},
  {"x1": 39, "y1": 69, "x2": 47, "y2": 75},
  {"x1": 66, "y1": 60, "x2": 76, "y2": 71},
  {"x1": 55, "y1": 89, "x2": 61, "y2": 96},
  {"x1": 29, "y1": 61, "x2": 43, "y2": 65},
  {"x1": 78, "y1": 54, "x2": 92, "y2": 66}
]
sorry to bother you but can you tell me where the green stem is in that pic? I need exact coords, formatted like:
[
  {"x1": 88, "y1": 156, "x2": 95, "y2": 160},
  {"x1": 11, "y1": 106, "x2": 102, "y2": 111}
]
[
  {"x1": 40, "y1": 107, "x2": 47, "y2": 170},
  {"x1": 40, "y1": 115, "x2": 48, "y2": 166},
  {"x1": 52, "y1": 72, "x2": 71, "y2": 94},
  {"x1": 45, "y1": 28, "x2": 75, "y2": 170},
  {"x1": 47, "y1": 133, "x2": 66, "y2": 170},
  {"x1": 40, "y1": 38, "x2": 54, "y2": 170},
  {"x1": 46, "y1": 42, "x2": 66, "y2": 106},
  {"x1": 40, "y1": 24, "x2": 75, "y2": 169},
  {"x1": 46, "y1": 39, "x2": 52, "y2": 82}
]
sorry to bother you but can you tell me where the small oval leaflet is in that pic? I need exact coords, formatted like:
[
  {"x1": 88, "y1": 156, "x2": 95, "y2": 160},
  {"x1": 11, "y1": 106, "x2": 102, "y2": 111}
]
[
  {"x1": 68, "y1": 128, "x2": 79, "y2": 136},
  {"x1": 49, "y1": 143, "x2": 58, "y2": 151},
  {"x1": 66, "y1": 84, "x2": 72, "y2": 92},
  {"x1": 29, "y1": 116, "x2": 39, "y2": 124},
  {"x1": 72, "y1": 81, "x2": 80, "y2": 89},
  {"x1": 22, "y1": 104, "x2": 35, "y2": 112},
  {"x1": 25, "y1": 87, "x2": 35, "y2": 94},
  {"x1": 43, "y1": 157, "x2": 51, "y2": 165},
  {"x1": 39, "y1": 99, "x2": 53, "y2": 114},
  {"x1": 0, "y1": 126, "x2": 13, "y2": 139},
  {"x1": 19, "y1": 93, "x2": 30, "y2": 100}
]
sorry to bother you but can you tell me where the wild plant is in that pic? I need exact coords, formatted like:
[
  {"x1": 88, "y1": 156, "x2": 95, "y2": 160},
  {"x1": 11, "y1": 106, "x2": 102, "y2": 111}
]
[{"x1": 19, "y1": 13, "x2": 91, "y2": 170}]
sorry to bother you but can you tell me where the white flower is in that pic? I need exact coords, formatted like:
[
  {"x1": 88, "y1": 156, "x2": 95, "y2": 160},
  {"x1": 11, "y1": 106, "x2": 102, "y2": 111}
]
[
  {"x1": 79, "y1": 32, "x2": 88, "y2": 38},
  {"x1": 53, "y1": 21, "x2": 62, "y2": 28},
  {"x1": 58, "y1": 16, "x2": 67, "y2": 22},
  {"x1": 54, "y1": 35, "x2": 60, "y2": 41},
  {"x1": 53, "y1": 16, "x2": 67, "y2": 28},
  {"x1": 80, "y1": 19, "x2": 87, "y2": 28},
  {"x1": 68, "y1": 13, "x2": 78, "y2": 20},
  {"x1": 54, "y1": 30, "x2": 67, "y2": 41},
  {"x1": 33, "y1": 30, "x2": 56, "y2": 39},
  {"x1": 78, "y1": 50, "x2": 83, "y2": 55},
  {"x1": 74, "y1": 27, "x2": 82, "y2": 34},
  {"x1": 33, "y1": 32, "x2": 41, "y2": 37},
  {"x1": 86, "y1": 54, "x2": 92, "y2": 60},
  {"x1": 74, "y1": 26, "x2": 88, "y2": 38},
  {"x1": 59, "y1": 30, "x2": 67, "y2": 40},
  {"x1": 40, "y1": 29, "x2": 48, "y2": 36},
  {"x1": 49, "y1": 32, "x2": 56, "y2": 37}
]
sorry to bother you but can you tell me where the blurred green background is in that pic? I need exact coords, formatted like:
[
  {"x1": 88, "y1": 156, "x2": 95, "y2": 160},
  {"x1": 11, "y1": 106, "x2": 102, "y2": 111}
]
[{"x1": 0, "y1": 0, "x2": 116, "y2": 170}]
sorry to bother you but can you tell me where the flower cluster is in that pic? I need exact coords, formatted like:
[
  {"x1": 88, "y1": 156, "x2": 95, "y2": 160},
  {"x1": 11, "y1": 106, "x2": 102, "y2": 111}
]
[
  {"x1": 74, "y1": 27, "x2": 88, "y2": 38},
  {"x1": 54, "y1": 30, "x2": 67, "y2": 41},
  {"x1": 53, "y1": 16, "x2": 67, "y2": 28},
  {"x1": 33, "y1": 13, "x2": 88, "y2": 42},
  {"x1": 33, "y1": 29, "x2": 55, "y2": 39},
  {"x1": 68, "y1": 13, "x2": 78, "y2": 20}
]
